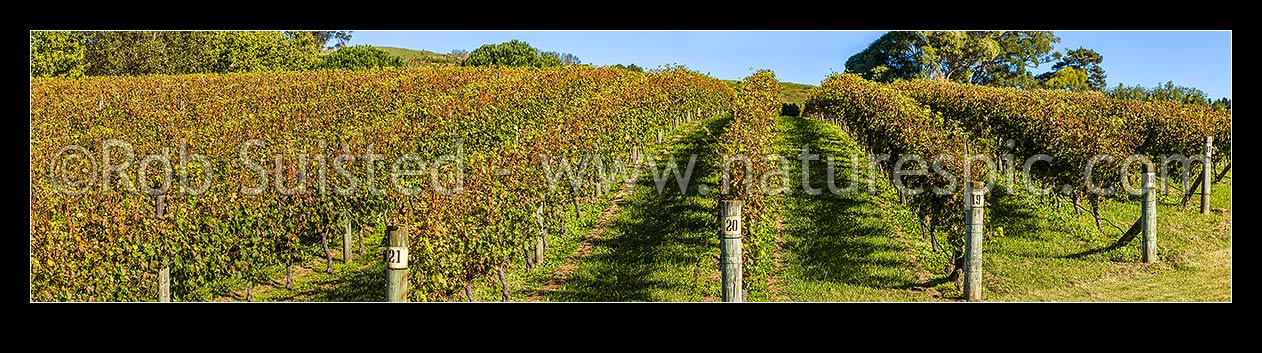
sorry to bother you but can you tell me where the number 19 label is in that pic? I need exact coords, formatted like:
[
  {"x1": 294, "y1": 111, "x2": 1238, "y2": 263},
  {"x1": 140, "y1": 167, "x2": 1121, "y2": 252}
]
[
  {"x1": 722, "y1": 216, "x2": 741, "y2": 238},
  {"x1": 386, "y1": 246, "x2": 408, "y2": 269}
]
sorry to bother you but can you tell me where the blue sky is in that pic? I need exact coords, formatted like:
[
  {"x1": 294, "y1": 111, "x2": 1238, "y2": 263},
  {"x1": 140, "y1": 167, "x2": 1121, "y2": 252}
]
[{"x1": 349, "y1": 31, "x2": 1231, "y2": 99}]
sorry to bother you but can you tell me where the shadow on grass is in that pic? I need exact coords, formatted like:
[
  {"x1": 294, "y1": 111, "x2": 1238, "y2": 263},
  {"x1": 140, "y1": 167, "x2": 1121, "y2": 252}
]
[
  {"x1": 779, "y1": 116, "x2": 920, "y2": 290},
  {"x1": 986, "y1": 183, "x2": 1125, "y2": 260},
  {"x1": 546, "y1": 118, "x2": 728, "y2": 302},
  {"x1": 263, "y1": 262, "x2": 387, "y2": 302},
  {"x1": 1064, "y1": 242, "x2": 1127, "y2": 260},
  {"x1": 986, "y1": 192, "x2": 1047, "y2": 241}
]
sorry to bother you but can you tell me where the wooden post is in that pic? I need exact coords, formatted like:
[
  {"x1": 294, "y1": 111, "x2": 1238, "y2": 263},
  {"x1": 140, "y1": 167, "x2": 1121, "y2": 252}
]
[
  {"x1": 158, "y1": 265, "x2": 170, "y2": 302},
  {"x1": 322, "y1": 229, "x2": 332, "y2": 273},
  {"x1": 719, "y1": 200, "x2": 743, "y2": 302},
  {"x1": 497, "y1": 266, "x2": 509, "y2": 302},
  {"x1": 535, "y1": 236, "x2": 544, "y2": 265},
  {"x1": 358, "y1": 226, "x2": 365, "y2": 255},
  {"x1": 155, "y1": 194, "x2": 170, "y2": 302},
  {"x1": 536, "y1": 204, "x2": 549, "y2": 251},
  {"x1": 964, "y1": 181, "x2": 985, "y2": 301},
  {"x1": 343, "y1": 214, "x2": 353, "y2": 263},
  {"x1": 385, "y1": 225, "x2": 409, "y2": 302},
  {"x1": 656, "y1": 130, "x2": 662, "y2": 144},
  {"x1": 1202, "y1": 136, "x2": 1213, "y2": 215},
  {"x1": 1142, "y1": 163, "x2": 1158, "y2": 264}
]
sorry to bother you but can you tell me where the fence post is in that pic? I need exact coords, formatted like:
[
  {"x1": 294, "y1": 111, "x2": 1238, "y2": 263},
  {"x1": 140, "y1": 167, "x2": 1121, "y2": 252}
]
[
  {"x1": 719, "y1": 200, "x2": 743, "y2": 302},
  {"x1": 1202, "y1": 136, "x2": 1213, "y2": 215},
  {"x1": 535, "y1": 236, "x2": 544, "y2": 265},
  {"x1": 155, "y1": 194, "x2": 170, "y2": 302},
  {"x1": 1142, "y1": 163, "x2": 1158, "y2": 263},
  {"x1": 343, "y1": 214, "x2": 353, "y2": 263},
  {"x1": 964, "y1": 181, "x2": 985, "y2": 301},
  {"x1": 385, "y1": 225, "x2": 409, "y2": 302},
  {"x1": 158, "y1": 265, "x2": 170, "y2": 302}
]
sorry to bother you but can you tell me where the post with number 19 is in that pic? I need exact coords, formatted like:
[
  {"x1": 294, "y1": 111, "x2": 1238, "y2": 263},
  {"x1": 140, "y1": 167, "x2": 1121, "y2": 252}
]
[
  {"x1": 719, "y1": 200, "x2": 743, "y2": 302},
  {"x1": 385, "y1": 225, "x2": 409, "y2": 302},
  {"x1": 964, "y1": 181, "x2": 985, "y2": 301}
]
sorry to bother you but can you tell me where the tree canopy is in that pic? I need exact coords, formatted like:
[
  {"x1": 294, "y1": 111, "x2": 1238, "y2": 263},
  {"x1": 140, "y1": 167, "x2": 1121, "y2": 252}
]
[
  {"x1": 31, "y1": 31, "x2": 325, "y2": 77},
  {"x1": 464, "y1": 40, "x2": 578, "y2": 68},
  {"x1": 609, "y1": 63, "x2": 644, "y2": 72},
  {"x1": 310, "y1": 31, "x2": 353, "y2": 49},
  {"x1": 1038, "y1": 66, "x2": 1089, "y2": 91},
  {"x1": 846, "y1": 31, "x2": 1115, "y2": 92},
  {"x1": 1038, "y1": 47, "x2": 1106, "y2": 90},
  {"x1": 319, "y1": 45, "x2": 406, "y2": 70},
  {"x1": 1107, "y1": 81, "x2": 1231, "y2": 111},
  {"x1": 845, "y1": 31, "x2": 1061, "y2": 88},
  {"x1": 30, "y1": 31, "x2": 86, "y2": 78}
]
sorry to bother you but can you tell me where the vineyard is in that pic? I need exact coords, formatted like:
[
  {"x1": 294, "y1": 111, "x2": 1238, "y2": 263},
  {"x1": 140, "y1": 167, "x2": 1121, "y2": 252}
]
[
  {"x1": 30, "y1": 67, "x2": 1231, "y2": 302},
  {"x1": 31, "y1": 66, "x2": 733, "y2": 301}
]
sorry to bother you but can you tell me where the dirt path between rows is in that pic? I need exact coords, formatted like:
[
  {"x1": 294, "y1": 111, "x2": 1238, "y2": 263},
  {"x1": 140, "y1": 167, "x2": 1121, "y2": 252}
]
[{"x1": 525, "y1": 121, "x2": 701, "y2": 301}]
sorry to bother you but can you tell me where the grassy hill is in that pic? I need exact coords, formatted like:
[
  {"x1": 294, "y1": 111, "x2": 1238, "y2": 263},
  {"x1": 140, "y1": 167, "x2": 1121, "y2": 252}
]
[
  {"x1": 725, "y1": 79, "x2": 816, "y2": 104},
  {"x1": 370, "y1": 46, "x2": 465, "y2": 66},
  {"x1": 779, "y1": 82, "x2": 815, "y2": 104}
]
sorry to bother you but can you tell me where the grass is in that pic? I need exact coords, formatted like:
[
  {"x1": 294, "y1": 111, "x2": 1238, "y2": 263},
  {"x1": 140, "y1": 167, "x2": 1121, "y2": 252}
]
[
  {"x1": 369, "y1": 46, "x2": 463, "y2": 66},
  {"x1": 983, "y1": 169, "x2": 1232, "y2": 301},
  {"x1": 516, "y1": 116, "x2": 730, "y2": 301},
  {"x1": 721, "y1": 80, "x2": 817, "y2": 105},
  {"x1": 778, "y1": 82, "x2": 817, "y2": 105},
  {"x1": 539, "y1": 116, "x2": 729, "y2": 301},
  {"x1": 774, "y1": 115, "x2": 942, "y2": 301},
  {"x1": 772, "y1": 115, "x2": 1230, "y2": 302},
  {"x1": 457, "y1": 115, "x2": 718, "y2": 302}
]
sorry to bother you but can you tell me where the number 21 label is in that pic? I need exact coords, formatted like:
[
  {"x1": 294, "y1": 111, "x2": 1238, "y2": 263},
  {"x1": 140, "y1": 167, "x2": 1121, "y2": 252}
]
[{"x1": 386, "y1": 246, "x2": 408, "y2": 269}]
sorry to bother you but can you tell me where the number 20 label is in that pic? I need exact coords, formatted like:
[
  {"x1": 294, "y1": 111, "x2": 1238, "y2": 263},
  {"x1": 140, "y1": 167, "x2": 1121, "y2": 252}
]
[
  {"x1": 722, "y1": 217, "x2": 740, "y2": 238},
  {"x1": 386, "y1": 246, "x2": 408, "y2": 269}
]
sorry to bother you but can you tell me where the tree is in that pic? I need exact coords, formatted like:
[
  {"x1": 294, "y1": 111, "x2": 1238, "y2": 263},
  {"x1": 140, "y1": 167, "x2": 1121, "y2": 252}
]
[
  {"x1": 610, "y1": 63, "x2": 643, "y2": 72},
  {"x1": 208, "y1": 31, "x2": 321, "y2": 73},
  {"x1": 846, "y1": 31, "x2": 1061, "y2": 87},
  {"x1": 464, "y1": 40, "x2": 570, "y2": 68},
  {"x1": 1106, "y1": 83, "x2": 1151, "y2": 101},
  {"x1": 1038, "y1": 67, "x2": 1089, "y2": 91},
  {"x1": 310, "y1": 31, "x2": 353, "y2": 49},
  {"x1": 1037, "y1": 47, "x2": 1106, "y2": 90},
  {"x1": 320, "y1": 45, "x2": 406, "y2": 70},
  {"x1": 1149, "y1": 81, "x2": 1210, "y2": 104},
  {"x1": 448, "y1": 49, "x2": 470, "y2": 63},
  {"x1": 464, "y1": 39, "x2": 580, "y2": 67},
  {"x1": 918, "y1": 31, "x2": 1003, "y2": 83},
  {"x1": 1211, "y1": 97, "x2": 1231, "y2": 111},
  {"x1": 973, "y1": 31, "x2": 1060, "y2": 88},
  {"x1": 75, "y1": 31, "x2": 321, "y2": 77},
  {"x1": 83, "y1": 31, "x2": 212, "y2": 76},
  {"x1": 545, "y1": 52, "x2": 580, "y2": 65},
  {"x1": 1106, "y1": 81, "x2": 1230, "y2": 112},
  {"x1": 31, "y1": 31, "x2": 87, "y2": 78},
  {"x1": 536, "y1": 51, "x2": 564, "y2": 67},
  {"x1": 843, "y1": 31, "x2": 926, "y2": 82}
]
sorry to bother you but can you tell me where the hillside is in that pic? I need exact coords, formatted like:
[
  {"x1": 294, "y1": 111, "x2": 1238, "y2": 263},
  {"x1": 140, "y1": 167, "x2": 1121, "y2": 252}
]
[
  {"x1": 779, "y1": 81, "x2": 815, "y2": 104},
  {"x1": 725, "y1": 79, "x2": 816, "y2": 104},
  {"x1": 371, "y1": 46, "x2": 465, "y2": 66}
]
